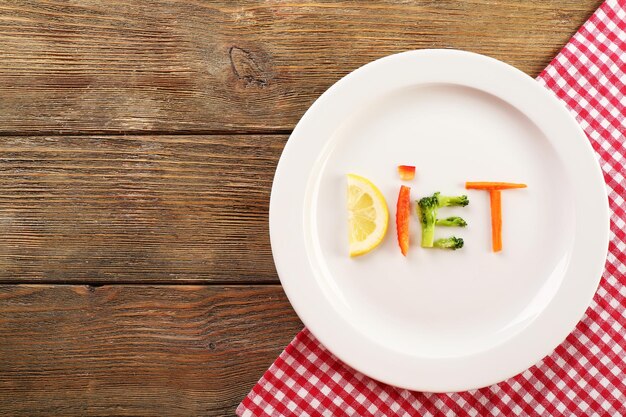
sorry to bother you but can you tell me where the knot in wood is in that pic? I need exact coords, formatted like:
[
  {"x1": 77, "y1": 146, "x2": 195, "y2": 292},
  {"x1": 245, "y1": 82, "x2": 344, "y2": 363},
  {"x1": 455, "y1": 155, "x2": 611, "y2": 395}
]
[{"x1": 229, "y1": 46, "x2": 270, "y2": 87}]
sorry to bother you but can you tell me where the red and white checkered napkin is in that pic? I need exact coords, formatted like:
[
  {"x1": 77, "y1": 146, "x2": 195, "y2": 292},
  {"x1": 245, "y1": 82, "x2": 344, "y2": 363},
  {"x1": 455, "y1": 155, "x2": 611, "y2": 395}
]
[{"x1": 238, "y1": 1, "x2": 626, "y2": 415}]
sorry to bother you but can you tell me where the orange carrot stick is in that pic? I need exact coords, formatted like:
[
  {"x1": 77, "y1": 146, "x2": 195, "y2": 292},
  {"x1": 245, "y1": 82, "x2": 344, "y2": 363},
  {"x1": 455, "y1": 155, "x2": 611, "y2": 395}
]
[
  {"x1": 466, "y1": 182, "x2": 527, "y2": 190},
  {"x1": 490, "y1": 190, "x2": 502, "y2": 252},
  {"x1": 467, "y1": 182, "x2": 527, "y2": 252}
]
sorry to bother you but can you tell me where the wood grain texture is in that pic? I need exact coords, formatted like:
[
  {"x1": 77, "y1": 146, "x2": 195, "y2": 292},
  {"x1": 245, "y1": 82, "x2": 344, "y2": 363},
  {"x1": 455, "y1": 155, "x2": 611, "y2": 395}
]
[
  {"x1": 0, "y1": 0, "x2": 601, "y2": 134},
  {"x1": 0, "y1": 135, "x2": 285, "y2": 283},
  {"x1": 0, "y1": 284, "x2": 301, "y2": 416}
]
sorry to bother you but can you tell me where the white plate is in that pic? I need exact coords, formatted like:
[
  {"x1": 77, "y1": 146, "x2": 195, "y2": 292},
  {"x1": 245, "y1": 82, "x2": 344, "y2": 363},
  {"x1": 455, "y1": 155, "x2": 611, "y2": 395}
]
[{"x1": 269, "y1": 50, "x2": 609, "y2": 392}]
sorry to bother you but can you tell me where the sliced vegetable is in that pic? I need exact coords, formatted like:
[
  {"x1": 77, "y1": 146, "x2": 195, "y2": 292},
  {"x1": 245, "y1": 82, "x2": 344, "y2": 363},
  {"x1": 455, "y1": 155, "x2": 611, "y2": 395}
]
[
  {"x1": 395, "y1": 185, "x2": 411, "y2": 256},
  {"x1": 417, "y1": 192, "x2": 468, "y2": 248},
  {"x1": 398, "y1": 165, "x2": 416, "y2": 181},
  {"x1": 435, "y1": 192, "x2": 469, "y2": 207},
  {"x1": 465, "y1": 182, "x2": 527, "y2": 190},
  {"x1": 465, "y1": 181, "x2": 527, "y2": 252},
  {"x1": 417, "y1": 194, "x2": 438, "y2": 248},
  {"x1": 436, "y1": 216, "x2": 467, "y2": 227},
  {"x1": 490, "y1": 190, "x2": 502, "y2": 252},
  {"x1": 433, "y1": 237, "x2": 464, "y2": 250}
]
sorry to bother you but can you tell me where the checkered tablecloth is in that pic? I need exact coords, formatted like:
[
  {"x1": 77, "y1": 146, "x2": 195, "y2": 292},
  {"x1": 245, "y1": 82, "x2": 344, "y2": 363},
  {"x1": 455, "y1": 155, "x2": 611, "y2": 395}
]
[{"x1": 238, "y1": 1, "x2": 626, "y2": 415}]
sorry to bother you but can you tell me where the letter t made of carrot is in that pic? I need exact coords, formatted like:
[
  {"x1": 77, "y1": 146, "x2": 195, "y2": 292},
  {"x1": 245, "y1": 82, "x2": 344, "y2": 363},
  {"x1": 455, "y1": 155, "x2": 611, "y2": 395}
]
[{"x1": 465, "y1": 182, "x2": 528, "y2": 252}]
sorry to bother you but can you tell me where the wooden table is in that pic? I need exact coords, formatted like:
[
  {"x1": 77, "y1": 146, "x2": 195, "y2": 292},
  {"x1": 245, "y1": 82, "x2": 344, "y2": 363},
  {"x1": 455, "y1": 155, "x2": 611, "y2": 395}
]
[{"x1": 0, "y1": 1, "x2": 601, "y2": 415}]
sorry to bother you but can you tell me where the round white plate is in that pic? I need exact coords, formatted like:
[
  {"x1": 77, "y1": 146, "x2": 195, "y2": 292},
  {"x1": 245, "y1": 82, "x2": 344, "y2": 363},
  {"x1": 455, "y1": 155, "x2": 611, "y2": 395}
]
[{"x1": 269, "y1": 49, "x2": 609, "y2": 392}]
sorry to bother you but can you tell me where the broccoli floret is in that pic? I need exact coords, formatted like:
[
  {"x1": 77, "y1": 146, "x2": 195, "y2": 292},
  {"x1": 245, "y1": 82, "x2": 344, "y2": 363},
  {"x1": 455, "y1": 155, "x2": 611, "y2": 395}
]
[
  {"x1": 435, "y1": 192, "x2": 469, "y2": 207},
  {"x1": 417, "y1": 195, "x2": 439, "y2": 247},
  {"x1": 418, "y1": 192, "x2": 469, "y2": 249},
  {"x1": 436, "y1": 216, "x2": 468, "y2": 227},
  {"x1": 433, "y1": 236, "x2": 464, "y2": 250}
]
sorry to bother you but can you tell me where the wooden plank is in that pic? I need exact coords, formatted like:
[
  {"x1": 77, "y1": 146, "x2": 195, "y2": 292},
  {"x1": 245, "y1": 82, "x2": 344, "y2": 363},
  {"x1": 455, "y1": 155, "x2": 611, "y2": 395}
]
[
  {"x1": 0, "y1": 0, "x2": 601, "y2": 134},
  {"x1": 0, "y1": 284, "x2": 302, "y2": 417},
  {"x1": 0, "y1": 135, "x2": 285, "y2": 283}
]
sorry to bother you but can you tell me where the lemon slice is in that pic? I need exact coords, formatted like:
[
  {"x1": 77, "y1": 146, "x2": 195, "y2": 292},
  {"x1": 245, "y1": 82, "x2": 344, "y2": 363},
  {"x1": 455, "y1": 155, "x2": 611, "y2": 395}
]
[{"x1": 347, "y1": 174, "x2": 389, "y2": 257}]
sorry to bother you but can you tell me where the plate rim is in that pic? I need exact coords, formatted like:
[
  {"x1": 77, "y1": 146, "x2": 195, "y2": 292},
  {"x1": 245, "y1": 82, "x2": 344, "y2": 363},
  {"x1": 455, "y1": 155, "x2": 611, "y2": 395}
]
[{"x1": 269, "y1": 49, "x2": 610, "y2": 392}]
